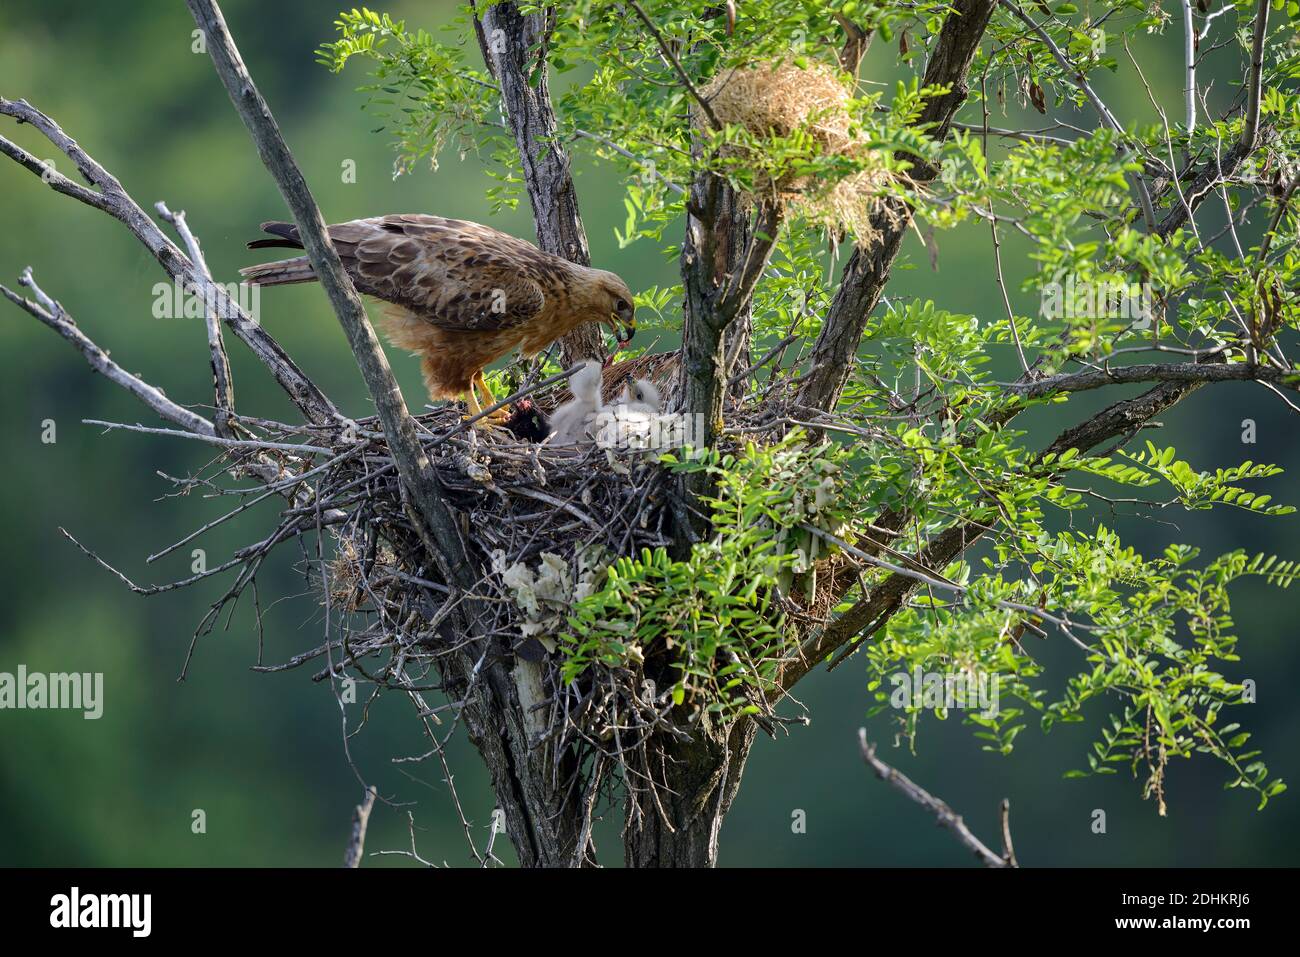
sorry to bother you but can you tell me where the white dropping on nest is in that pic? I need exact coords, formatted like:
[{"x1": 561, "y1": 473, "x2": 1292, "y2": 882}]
[{"x1": 492, "y1": 548, "x2": 608, "y2": 654}]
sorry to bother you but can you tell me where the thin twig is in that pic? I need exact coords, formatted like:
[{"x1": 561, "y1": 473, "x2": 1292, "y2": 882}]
[
  {"x1": 626, "y1": 0, "x2": 722, "y2": 129},
  {"x1": 1, "y1": 270, "x2": 216, "y2": 436},
  {"x1": 0, "y1": 96, "x2": 339, "y2": 425},
  {"x1": 859, "y1": 730, "x2": 1016, "y2": 868},
  {"x1": 343, "y1": 785, "x2": 378, "y2": 868},
  {"x1": 1180, "y1": 0, "x2": 1197, "y2": 137},
  {"x1": 1256, "y1": 174, "x2": 1299, "y2": 265},
  {"x1": 999, "y1": 798, "x2": 1019, "y2": 867},
  {"x1": 998, "y1": 0, "x2": 1157, "y2": 231},
  {"x1": 156, "y1": 200, "x2": 236, "y2": 436}
]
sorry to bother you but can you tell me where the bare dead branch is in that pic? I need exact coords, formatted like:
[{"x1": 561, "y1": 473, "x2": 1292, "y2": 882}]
[
  {"x1": 343, "y1": 786, "x2": 378, "y2": 868},
  {"x1": 859, "y1": 730, "x2": 1015, "y2": 868},
  {"x1": 0, "y1": 96, "x2": 338, "y2": 425},
  {"x1": 156, "y1": 200, "x2": 236, "y2": 436},
  {"x1": 82, "y1": 419, "x2": 334, "y2": 455},
  {"x1": 0, "y1": 268, "x2": 216, "y2": 437}
]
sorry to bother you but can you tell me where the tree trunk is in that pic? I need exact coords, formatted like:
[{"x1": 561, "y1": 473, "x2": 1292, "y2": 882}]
[
  {"x1": 625, "y1": 717, "x2": 758, "y2": 867},
  {"x1": 675, "y1": 172, "x2": 756, "y2": 544},
  {"x1": 456, "y1": 642, "x2": 759, "y2": 867},
  {"x1": 447, "y1": 652, "x2": 594, "y2": 867}
]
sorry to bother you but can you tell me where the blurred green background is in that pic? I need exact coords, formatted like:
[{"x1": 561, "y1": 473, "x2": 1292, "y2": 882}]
[{"x1": 1, "y1": 0, "x2": 1296, "y2": 867}]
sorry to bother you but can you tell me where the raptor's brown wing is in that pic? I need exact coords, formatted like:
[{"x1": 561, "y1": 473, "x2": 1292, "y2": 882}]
[{"x1": 254, "y1": 214, "x2": 548, "y2": 331}]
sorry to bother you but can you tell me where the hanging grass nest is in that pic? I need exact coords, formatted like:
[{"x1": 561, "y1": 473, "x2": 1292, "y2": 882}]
[{"x1": 697, "y1": 60, "x2": 899, "y2": 246}]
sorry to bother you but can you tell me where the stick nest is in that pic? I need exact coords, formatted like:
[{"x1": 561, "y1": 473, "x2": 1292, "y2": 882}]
[{"x1": 198, "y1": 388, "x2": 804, "y2": 817}]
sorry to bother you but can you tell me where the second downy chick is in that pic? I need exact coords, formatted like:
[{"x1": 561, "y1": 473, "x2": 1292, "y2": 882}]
[
  {"x1": 620, "y1": 379, "x2": 662, "y2": 414},
  {"x1": 595, "y1": 377, "x2": 664, "y2": 449}
]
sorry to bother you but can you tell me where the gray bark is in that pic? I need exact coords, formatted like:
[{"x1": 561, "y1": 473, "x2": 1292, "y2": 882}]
[
  {"x1": 477, "y1": 1, "x2": 605, "y2": 364},
  {"x1": 624, "y1": 715, "x2": 758, "y2": 868}
]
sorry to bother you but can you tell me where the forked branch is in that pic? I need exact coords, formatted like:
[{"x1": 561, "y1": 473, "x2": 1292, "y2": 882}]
[
  {"x1": 799, "y1": 0, "x2": 997, "y2": 413},
  {"x1": 0, "y1": 268, "x2": 216, "y2": 437}
]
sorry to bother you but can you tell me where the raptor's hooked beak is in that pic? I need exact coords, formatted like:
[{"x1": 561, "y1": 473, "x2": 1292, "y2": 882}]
[{"x1": 609, "y1": 294, "x2": 636, "y2": 350}]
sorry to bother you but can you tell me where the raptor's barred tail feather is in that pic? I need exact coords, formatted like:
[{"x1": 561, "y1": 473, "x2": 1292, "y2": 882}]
[
  {"x1": 240, "y1": 221, "x2": 318, "y2": 285},
  {"x1": 238, "y1": 257, "x2": 318, "y2": 286}
]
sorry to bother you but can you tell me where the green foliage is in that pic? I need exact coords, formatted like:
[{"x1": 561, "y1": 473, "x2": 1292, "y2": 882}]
[
  {"x1": 1080, "y1": 441, "x2": 1297, "y2": 516},
  {"x1": 320, "y1": 1, "x2": 1300, "y2": 815},
  {"x1": 867, "y1": 529, "x2": 1294, "y2": 809},
  {"x1": 562, "y1": 434, "x2": 851, "y2": 713},
  {"x1": 317, "y1": 7, "x2": 510, "y2": 181}
]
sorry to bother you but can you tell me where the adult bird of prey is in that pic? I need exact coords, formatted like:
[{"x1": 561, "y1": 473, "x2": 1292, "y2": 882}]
[{"x1": 240, "y1": 214, "x2": 636, "y2": 422}]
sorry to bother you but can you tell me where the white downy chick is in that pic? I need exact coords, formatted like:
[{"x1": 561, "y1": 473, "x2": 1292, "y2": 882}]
[
  {"x1": 622, "y1": 379, "x2": 662, "y2": 414},
  {"x1": 548, "y1": 360, "x2": 605, "y2": 445},
  {"x1": 596, "y1": 378, "x2": 663, "y2": 449}
]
